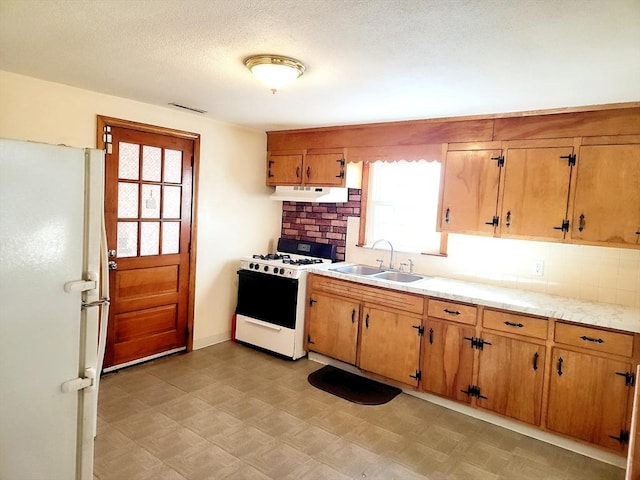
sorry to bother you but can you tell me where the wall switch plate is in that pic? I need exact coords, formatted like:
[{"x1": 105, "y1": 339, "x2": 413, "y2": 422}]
[{"x1": 533, "y1": 261, "x2": 544, "y2": 276}]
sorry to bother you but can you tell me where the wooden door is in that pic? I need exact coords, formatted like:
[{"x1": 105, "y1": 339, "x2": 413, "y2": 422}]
[
  {"x1": 572, "y1": 144, "x2": 640, "y2": 245},
  {"x1": 626, "y1": 364, "x2": 640, "y2": 480},
  {"x1": 547, "y1": 348, "x2": 631, "y2": 450},
  {"x1": 267, "y1": 153, "x2": 303, "y2": 185},
  {"x1": 500, "y1": 146, "x2": 574, "y2": 240},
  {"x1": 104, "y1": 127, "x2": 194, "y2": 368},
  {"x1": 304, "y1": 152, "x2": 345, "y2": 186},
  {"x1": 421, "y1": 319, "x2": 475, "y2": 403},
  {"x1": 307, "y1": 293, "x2": 359, "y2": 364},
  {"x1": 476, "y1": 333, "x2": 545, "y2": 425},
  {"x1": 359, "y1": 306, "x2": 422, "y2": 386},
  {"x1": 440, "y1": 149, "x2": 502, "y2": 234}
]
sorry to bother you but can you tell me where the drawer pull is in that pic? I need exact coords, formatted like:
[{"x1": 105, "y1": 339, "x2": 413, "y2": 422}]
[
  {"x1": 580, "y1": 335, "x2": 604, "y2": 344},
  {"x1": 532, "y1": 352, "x2": 539, "y2": 371},
  {"x1": 443, "y1": 308, "x2": 460, "y2": 316},
  {"x1": 557, "y1": 357, "x2": 564, "y2": 376},
  {"x1": 444, "y1": 208, "x2": 450, "y2": 223},
  {"x1": 351, "y1": 309, "x2": 355, "y2": 323},
  {"x1": 504, "y1": 321, "x2": 524, "y2": 328}
]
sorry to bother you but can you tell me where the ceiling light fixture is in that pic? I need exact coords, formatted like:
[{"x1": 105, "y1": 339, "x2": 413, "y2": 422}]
[{"x1": 244, "y1": 54, "x2": 306, "y2": 94}]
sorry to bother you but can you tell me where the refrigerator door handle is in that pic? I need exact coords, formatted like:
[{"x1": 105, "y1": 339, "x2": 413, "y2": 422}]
[
  {"x1": 63, "y1": 279, "x2": 97, "y2": 293},
  {"x1": 61, "y1": 368, "x2": 96, "y2": 393}
]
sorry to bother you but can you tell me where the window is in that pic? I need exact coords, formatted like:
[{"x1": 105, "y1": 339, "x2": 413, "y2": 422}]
[{"x1": 363, "y1": 160, "x2": 445, "y2": 255}]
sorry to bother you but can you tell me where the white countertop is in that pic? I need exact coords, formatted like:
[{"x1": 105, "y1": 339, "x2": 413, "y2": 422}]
[{"x1": 309, "y1": 264, "x2": 640, "y2": 334}]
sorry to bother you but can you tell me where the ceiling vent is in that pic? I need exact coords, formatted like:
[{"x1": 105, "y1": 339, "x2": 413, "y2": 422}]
[{"x1": 168, "y1": 103, "x2": 207, "y2": 114}]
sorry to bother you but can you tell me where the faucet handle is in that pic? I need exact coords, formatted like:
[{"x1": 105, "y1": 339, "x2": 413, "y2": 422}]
[
  {"x1": 407, "y1": 259, "x2": 414, "y2": 273},
  {"x1": 399, "y1": 262, "x2": 407, "y2": 272},
  {"x1": 375, "y1": 258, "x2": 384, "y2": 269}
]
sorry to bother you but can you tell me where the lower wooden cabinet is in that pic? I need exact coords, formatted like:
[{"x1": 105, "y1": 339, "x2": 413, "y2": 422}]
[
  {"x1": 421, "y1": 318, "x2": 475, "y2": 403},
  {"x1": 359, "y1": 306, "x2": 422, "y2": 386},
  {"x1": 307, "y1": 292, "x2": 359, "y2": 364},
  {"x1": 547, "y1": 348, "x2": 633, "y2": 451},
  {"x1": 476, "y1": 333, "x2": 545, "y2": 425}
]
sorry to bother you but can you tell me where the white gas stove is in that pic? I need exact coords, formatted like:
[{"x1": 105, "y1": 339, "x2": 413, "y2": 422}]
[{"x1": 235, "y1": 238, "x2": 337, "y2": 359}]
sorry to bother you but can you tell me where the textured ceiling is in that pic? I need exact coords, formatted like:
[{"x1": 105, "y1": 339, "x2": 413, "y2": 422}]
[{"x1": 0, "y1": 0, "x2": 639, "y2": 131}]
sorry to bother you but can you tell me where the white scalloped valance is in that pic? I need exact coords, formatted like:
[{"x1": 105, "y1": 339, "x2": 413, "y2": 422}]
[{"x1": 346, "y1": 143, "x2": 442, "y2": 163}]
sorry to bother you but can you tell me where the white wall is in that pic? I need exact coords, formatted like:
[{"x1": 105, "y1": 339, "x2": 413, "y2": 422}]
[
  {"x1": 346, "y1": 217, "x2": 640, "y2": 309},
  {"x1": 0, "y1": 70, "x2": 282, "y2": 348}
]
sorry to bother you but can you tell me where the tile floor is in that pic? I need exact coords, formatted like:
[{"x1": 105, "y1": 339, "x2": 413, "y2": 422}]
[{"x1": 94, "y1": 341, "x2": 625, "y2": 480}]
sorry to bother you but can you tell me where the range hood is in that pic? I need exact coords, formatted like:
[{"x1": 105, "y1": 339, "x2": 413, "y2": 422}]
[{"x1": 270, "y1": 185, "x2": 348, "y2": 203}]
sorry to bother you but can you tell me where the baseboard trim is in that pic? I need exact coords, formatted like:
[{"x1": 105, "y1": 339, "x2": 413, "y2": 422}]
[{"x1": 193, "y1": 332, "x2": 231, "y2": 350}]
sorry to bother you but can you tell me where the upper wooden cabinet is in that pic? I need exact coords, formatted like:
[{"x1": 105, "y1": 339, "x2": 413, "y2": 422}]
[
  {"x1": 439, "y1": 147, "x2": 503, "y2": 235},
  {"x1": 267, "y1": 149, "x2": 346, "y2": 187},
  {"x1": 571, "y1": 142, "x2": 640, "y2": 246},
  {"x1": 499, "y1": 144, "x2": 575, "y2": 241}
]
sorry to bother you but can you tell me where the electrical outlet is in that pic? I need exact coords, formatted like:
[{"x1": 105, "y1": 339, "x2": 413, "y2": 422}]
[{"x1": 533, "y1": 261, "x2": 544, "y2": 276}]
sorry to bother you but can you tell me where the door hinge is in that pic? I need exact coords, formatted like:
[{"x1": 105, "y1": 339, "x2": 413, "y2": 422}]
[
  {"x1": 560, "y1": 153, "x2": 576, "y2": 167},
  {"x1": 484, "y1": 215, "x2": 499, "y2": 227},
  {"x1": 309, "y1": 297, "x2": 317, "y2": 307},
  {"x1": 409, "y1": 370, "x2": 422, "y2": 381},
  {"x1": 102, "y1": 125, "x2": 113, "y2": 154},
  {"x1": 461, "y1": 385, "x2": 487, "y2": 399},
  {"x1": 616, "y1": 371, "x2": 636, "y2": 387},
  {"x1": 609, "y1": 430, "x2": 630, "y2": 445},
  {"x1": 307, "y1": 334, "x2": 314, "y2": 345},
  {"x1": 412, "y1": 325, "x2": 425, "y2": 336},
  {"x1": 491, "y1": 155, "x2": 505, "y2": 167},
  {"x1": 464, "y1": 336, "x2": 492, "y2": 350},
  {"x1": 553, "y1": 219, "x2": 570, "y2": 233}
]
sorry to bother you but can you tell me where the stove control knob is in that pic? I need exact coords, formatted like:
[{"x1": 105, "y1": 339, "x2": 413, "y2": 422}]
[
  {"x1": 254, "y1": 264, "x2": 259, "y2": 270},
  {"x1": 264, "y1": 266, "x2": 269, "y2": 272},
  {"x1": 278, "y1": 268, "x2": 284, "y2": 274},
  {"x1": 249, "y1": 263, "x2": 254, "y2": 269}
]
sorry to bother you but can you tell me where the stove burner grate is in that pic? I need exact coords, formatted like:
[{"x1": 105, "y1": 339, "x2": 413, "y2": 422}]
[{"x1": 252, "y1": 253, "x2": 291, "y2": 261}]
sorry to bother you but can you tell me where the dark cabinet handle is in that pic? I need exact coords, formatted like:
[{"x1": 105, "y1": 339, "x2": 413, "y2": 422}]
[
  {"x1": 443, "y1": 309, "x2": 460, "y2": 316},
  {"x1": 505, "y1": 211, "x2": 511, "y2": 227},
  {"x1": 580, "y1": 335, "x2": 604, "y2": 344},
  {"x1": 306, "y1": 166, "x2": 311, "y2": 178},
  {"x1": 578, "y1": 214, "x2": 585, "y2": 232},
  {"x1": 429, "y1": 328, "x2": 434, "y2": 345},
  {"x1": 365, "y1": 313, "x2": 369, "y2": 328},
  {"x1": 296, "y1": 166, "x2": 300, "y2": 178},
  {"x1": 504, "y1": 321, "x2": 524, "y2": 328},
  {"x1": 444, "y1": 208, "x2": 450, "y2": 223},
  {"x1": 532, "y1": 352, "x2": 539, "y2": 371},
  {"x1": 351, "y1": 309, "x2": 355, "y2": 323},
  {"x1": 557, "y1": 357, "x2": 563, "y2": 376}
]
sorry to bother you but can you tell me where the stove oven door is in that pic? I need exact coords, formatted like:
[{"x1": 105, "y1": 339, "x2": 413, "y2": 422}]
[{"x1": 236, "y1": 269, "x2": 298, "y2": 329}]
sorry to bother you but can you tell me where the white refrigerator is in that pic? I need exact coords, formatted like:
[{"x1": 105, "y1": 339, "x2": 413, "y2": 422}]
[{"x1": 0, "y1": 138, "x2": 107, "y2": 480}]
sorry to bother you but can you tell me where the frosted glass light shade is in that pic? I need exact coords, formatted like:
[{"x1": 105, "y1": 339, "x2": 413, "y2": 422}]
[{"x1": 244, "y1": 55, "x2": 305, "y2": 92}]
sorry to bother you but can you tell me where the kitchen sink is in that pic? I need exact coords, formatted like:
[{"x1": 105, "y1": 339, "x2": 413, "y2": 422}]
[
  {"x1": 330, "y1": 264, "x2": 382, "y2": 276},
  {"x1": 371, "y1": 271, "x2": 424, "y2": 283}
]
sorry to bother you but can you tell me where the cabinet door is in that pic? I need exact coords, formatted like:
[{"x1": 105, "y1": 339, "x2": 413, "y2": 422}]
[
  {"x1": 267, "y1": 153, "x2": 303, "y2": 185},
  {"x1": 440, "y1": 149, "x2": 502, "y2": 234},
  {"x1": 476, "y1": 333, "x2": 545, "y2": 425},
  {"x1": 626, "y1": 365, "x2": 640, "y2": 480},
  {"x1": 307, "y1": 293, "x2": 359, "y2": 364},
  {"x1": 359, "y1": 306, "x2": 421, "y2": 386},
  {"x1": 303, "y1": 152, "x2": 345, "y2": 186},
  {"x1": 500, "y1": 146, "x2": 574, "y2": 239},
  {"x1": 572, "y1": 144, "x2": 640, "y2": 245},
  {"x1": 547, "y1": 348, "x2": 631, "y2": 450},
  {"x1": 421, "y1": 319, "x2": 475, "y2": 403}
]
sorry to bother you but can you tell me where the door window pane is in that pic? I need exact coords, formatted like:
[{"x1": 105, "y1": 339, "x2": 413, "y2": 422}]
[
  {"x1": 162, "y1": 186, "x2": 181, "y2": 219},
  {"x1": 162, "y1": 222, "x2": 180, "y2": 254},
  {"x1": 117, "y1": 222, "x2": 137, "y2": 257},
  {"x1": 117, "y1": 183, "x2": 139, "y2": 218},
  {"x1": 164, "y1": 149, "x2": 182, "y2": 183},
  {"x1": 140, "y1": 222, "x2": 160, "y2": 256},
  {"x1": 142, "y1": 146, "x2": 161, "y2": 182},
  {"x1": 141, "y1": 184, "x2": 161, "y2": 218},
  {"x1": 118, "y1": 143, "x2": 139, "y2": 180}
]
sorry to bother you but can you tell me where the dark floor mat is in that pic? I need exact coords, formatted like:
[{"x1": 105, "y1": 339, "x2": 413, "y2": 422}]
[{"x1": 308, "y1": 365, "x2": 401, "y2": 405}]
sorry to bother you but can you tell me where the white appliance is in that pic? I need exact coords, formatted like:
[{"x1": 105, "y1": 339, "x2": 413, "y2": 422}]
[
  {"x1": 235, "y1": 238, "x2": 336, "y2": 359},
  {"x1": 0, "y1": 138, "x2": 107, "y2": 480}
]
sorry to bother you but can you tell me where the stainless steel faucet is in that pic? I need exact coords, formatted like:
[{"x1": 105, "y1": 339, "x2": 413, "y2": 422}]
[{"x1": 371, "y1": 239, "x2": 394, "y2": 270}]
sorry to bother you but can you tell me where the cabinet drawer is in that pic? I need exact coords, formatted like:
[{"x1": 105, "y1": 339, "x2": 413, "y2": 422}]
[
  {"x1": 427, "y1": 299, "x2": 477, "y2": 325},
  {"x1": 554, "y1": 322, "x2": 634, "y2": 357},
  {"x1": 309, "y1": 275, "x2": 424, "y2": 315},
  {"x1": 482, "y1": 309, "x2": 548, "y2": 340}
]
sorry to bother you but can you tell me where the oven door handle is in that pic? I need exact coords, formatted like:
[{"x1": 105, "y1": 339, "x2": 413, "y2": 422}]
[{"x1": 244, "y1": 318, "x2": 282, "y2": 332}]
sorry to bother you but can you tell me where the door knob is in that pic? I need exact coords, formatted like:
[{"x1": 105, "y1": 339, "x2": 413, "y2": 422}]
[{"x1": 108, "y1": 261, "x2": 118, "y2": 270}]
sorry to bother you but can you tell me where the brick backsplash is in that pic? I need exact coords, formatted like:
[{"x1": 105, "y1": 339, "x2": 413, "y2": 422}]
[{"x1": 281, "y1": 189, "x2": 361, "y2": 261}]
